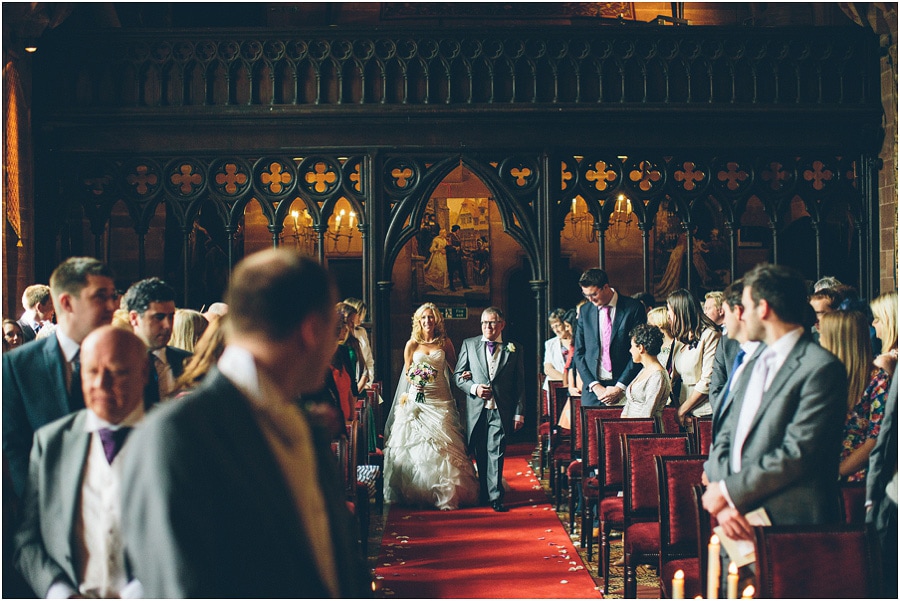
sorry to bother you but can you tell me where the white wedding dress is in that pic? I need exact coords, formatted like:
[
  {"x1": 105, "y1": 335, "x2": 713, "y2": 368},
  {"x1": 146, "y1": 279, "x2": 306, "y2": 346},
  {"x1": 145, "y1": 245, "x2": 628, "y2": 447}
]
[{"x1": 384, "y1": 349, "x2": 480, "y2": 510}]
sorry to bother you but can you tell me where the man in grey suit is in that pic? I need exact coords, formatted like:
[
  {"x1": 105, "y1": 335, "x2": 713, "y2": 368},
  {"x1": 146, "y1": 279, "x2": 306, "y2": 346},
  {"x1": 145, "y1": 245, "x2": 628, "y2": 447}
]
[
  {"x1": 121, "y1": 277, "x2": 191, "y2": 404},
  {"x1": 454, "y1": 307, "x2": 525, "y2": 512},
  {"x1": 866, "y1": 372, "x2": 897, "y2": 598},
  {"x1": 14, "y1": 326, "x2": 148, "y2": 598},
  {"x1": 122, "y1": 249, "x2": 369, "y2": 598},
  {"x1": 574, "y1": 268, "x2": 646, "y2": 406},
  {"x1": 3, "y1": 257, "x2": 118, "y2": 498},
  {"x1": 703, "y1": 263, "x2": 846, "y2": 541},
  {"x1": 16, "y1": 284, "x2": 55, "y2": 344}
]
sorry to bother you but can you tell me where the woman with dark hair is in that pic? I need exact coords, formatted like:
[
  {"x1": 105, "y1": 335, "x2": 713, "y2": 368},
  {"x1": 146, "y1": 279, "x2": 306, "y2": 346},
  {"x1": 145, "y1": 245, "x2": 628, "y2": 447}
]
[
  {"x1": 667, "y1": 288, "x2": 721, "y2": 424},
  {"x1": 620, "y1": 324, "x2": 672, "y2": 418},
  {"x1": 2, "y1": 319, "x2": 25, "y2": 352}
]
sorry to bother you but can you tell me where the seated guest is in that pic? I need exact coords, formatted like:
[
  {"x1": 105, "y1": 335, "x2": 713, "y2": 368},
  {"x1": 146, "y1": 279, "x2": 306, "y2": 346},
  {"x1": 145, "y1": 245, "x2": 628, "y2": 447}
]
[
  {"x1": 620, "y1": 324, "x2": 671, "y2": 418},
  {"x1": 121, "y1": 249, "x2": 368, "y2": 598},
  {"x1": 2, "y1": 320, "x2": 25, "y2": 352},
  {"x1": 819, "y1": 310, "x2": 889, "y2": 482},
  {"x1": 667, "y1": 289, "x2": 721, "y2": 424},
  {"x1": 14, "y1": 326, "x2": 148, "y2": 598},
  {"x1": 17, "y1": 284, "x2": 54, "y2": 344},
  {"x1": 170, "y1": 316, "x2": 227, "y2": 397},
  {"x1": 871, "y1": 291, "x2": 898, "y2": 377},
  {"x1": 170, "y1": 308, "x2": 208, "y2": 353}
]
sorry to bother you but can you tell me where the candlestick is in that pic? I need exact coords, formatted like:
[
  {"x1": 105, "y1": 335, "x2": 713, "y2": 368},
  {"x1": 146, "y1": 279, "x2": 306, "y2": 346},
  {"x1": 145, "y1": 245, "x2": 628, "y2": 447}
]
[
  {"x1": 672, "y1": 569, "x2": 685, "y2": 599},
  {"x1": 708, "y1": 534, "x2": 721, "y2": 600},
  {"x1": 727, "y1": 562, "x2": 739, "y2": 599},
  {"x1": 741, "y1": 585, "x2": 754, "y2": 599}
]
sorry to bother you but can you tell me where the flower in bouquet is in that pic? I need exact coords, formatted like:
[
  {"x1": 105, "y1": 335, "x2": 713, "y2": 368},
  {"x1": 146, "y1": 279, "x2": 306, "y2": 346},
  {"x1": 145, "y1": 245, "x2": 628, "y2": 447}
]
[{"x1": 408, "y1": 362, "x2": 438, "y2": 403}]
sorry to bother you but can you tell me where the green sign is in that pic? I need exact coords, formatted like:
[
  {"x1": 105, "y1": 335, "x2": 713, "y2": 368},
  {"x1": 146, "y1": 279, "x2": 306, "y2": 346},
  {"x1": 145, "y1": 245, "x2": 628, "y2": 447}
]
[{"x1": 439, "y1": 306, "x2": 468, "y2": 319}]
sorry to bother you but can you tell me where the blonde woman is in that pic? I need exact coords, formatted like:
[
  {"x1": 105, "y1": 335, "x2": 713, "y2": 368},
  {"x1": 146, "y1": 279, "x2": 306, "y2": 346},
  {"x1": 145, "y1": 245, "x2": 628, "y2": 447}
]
[
  {"x1": 871, "y1": 291, "x2": 898, "y2": 377},
  {"x1": 647, "y1": 306, "x2": 676, "y2": 371},
  {"x1": 170, "y1": 308, "x2": 208, "y2": 353},
  {"x1": 819, "y1": 310, "x2": 889, "y2": 482},
  {"x1": 383, "y1": 303, "x2": 479, "y2": 510}
]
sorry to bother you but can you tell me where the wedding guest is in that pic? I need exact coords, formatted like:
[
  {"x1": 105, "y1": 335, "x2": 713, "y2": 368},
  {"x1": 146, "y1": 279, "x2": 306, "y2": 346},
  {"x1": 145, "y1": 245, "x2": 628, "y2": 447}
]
[
  {"x1": 337, "y1": 302, "x2": 368, "y2": 396},
  {"x1": 819, "y1": 310, "x2": 889, "y2": 482},
  {"x1": 646, "y1": 306, "x2": 676, "y2": 372},
  {"x1": 17, "y1": 285, "x2": 54, "y2": 344},
  {"x1": 620, "y1": 324, "x2": 671, "y2": 418},
  {"x1": 813, "y1": 275, "x2": 842, "y2": 292},
  {"x1": 343, "y1": 297, "x2": 375, "y2": 387},
  {"x1": 866, "y1": 374, "x2": 897, "y2": 599},
  {"x1": 170, "y1": 316, "x2": 227, "y2": 397},
  {"x1": 703, "y1": 291, "x2": 726, "y2": 331},
  {"x1": 170, "y1": 308, "x2": 208, "y2": 353},
  {"x1": 809, "y1": 288, "x2": 840, "y2": 331},
  {"x1": 2, "y1": 320, "x2": 25, "y2": 352},
  {"x1": 544, "y1": 308, "x2": 572, "y2": 390},
  {"x1": 667, "y1": 288, "x2": 721, "y2": 424},
  {"x1": 871, "y1": 291, "x2": 898, "y2": 378}
]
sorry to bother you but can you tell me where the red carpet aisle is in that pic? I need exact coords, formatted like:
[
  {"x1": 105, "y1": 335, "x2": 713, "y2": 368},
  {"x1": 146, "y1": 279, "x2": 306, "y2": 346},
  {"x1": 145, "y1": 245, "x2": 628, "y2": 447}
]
[{"x1": 374, "y1": 443, "x2": 602, "y2": 598}]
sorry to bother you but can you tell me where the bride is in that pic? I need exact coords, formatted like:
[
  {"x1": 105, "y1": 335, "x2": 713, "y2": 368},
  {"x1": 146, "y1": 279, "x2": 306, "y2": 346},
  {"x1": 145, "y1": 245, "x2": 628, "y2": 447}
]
[{"x1": 384, "y1": 303, "x2": 480, "y2": 510}]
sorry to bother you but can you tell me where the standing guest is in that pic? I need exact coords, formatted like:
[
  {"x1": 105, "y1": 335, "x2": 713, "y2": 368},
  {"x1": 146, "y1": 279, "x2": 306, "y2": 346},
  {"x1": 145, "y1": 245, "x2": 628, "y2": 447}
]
[
  {"x1": 668, "y1": 288, "x2": 721, "y2": 424},
  {"x1": 111, "y1": 308, "x2": 133, "y2": 331},
  {"x1": 3, "y1": 320, "x2": 25, "y2": 352},
  {"x1": 343, "y1": 297, "x2": 375, "y2": 388},
  {"x1": 455, "y1": 307, "x2": 526, "y2": 512},
  {"x1": 866, "y1": 374, "x2": 897, "y2": 599},
  {"x1": 704, "y1": 291, "x2": 726, "y2": 331},
  {"x1": 574, "y1": 268, "x2": 646, "y2": 407},
  {"x1": 446, "y1": 224, "x2": 470, "y2": 291},
  {"x1": 565, "y1": 306, "x2": 584, "y2": 398},
  {"x1": 3, "y1": 257, "x2": 118, "y2": 498},
  {"x1": 121, "y1": 249, "x2": 369, "y2": 598},
  {"x1": 14, "y1": 327, "x2": 148, "y2": 599},
  {"x1": 708, "y1": 280, "x2": 763, "y2": 443},
  {"x1": 809, "y1": 288, "x2": 840, "y2": 332},
  {"x1": 620, "y1": 324, "x2": 671, "y2": 419},
  {"x1": 17, "y1": 285, "x2": 55, "y2": 344},
  {"x1": 170, "y1": 315, "x2": 227, "y2": 397},
  {"x1": 201, "y1": 301, "x2": 228, "y2": 323},
  {"x1": 544, "y1": 308, "x2": 572, "y2": 391},
  {"x1": 813, "y1": 275, "x2": 842, "y2": 292},
  {"x1": 819, "y1": 311, "x2": 888, "y2": 482},
  {"x1": 631, "y1": 291, "x2": 656, "y2": 314},
  {"x1": 121, "y1": 278, "x2": 191, "y2": 405},
  {"x1": 870, "y1": 291, "x2": 898, "y2": 377},
  {"x1": 337, "y1": 302, "x2": 368, "y2": 394},
  {"x1": 703, "y1": 263, "x2": 846, "y2": 543},
  {"x1": 169, "y1": 308, "x2": 208, "y2": 353},
  {"x1": 331, "y1": 303, "x2": 361, "y2": 421},
  {"x1": 646, "y1": 306, "x2": 676, "y2": 371}
]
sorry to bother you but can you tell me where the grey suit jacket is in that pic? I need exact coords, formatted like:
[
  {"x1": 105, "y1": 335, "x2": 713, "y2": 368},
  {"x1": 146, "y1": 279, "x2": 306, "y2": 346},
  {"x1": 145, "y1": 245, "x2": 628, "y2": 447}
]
[
  {"x1": 453, "y1": 336, "x2": 525, "y2": 444},
  {"x1": 2, "y1": 335, "x2": 84, "y2": 498},
  {"x1": 121, "y1": 368, "x2": 369, "y2": 598},
  {"x1": 573, "y1": 294, "x2": 646, "y2": 406},
  {"x1": 706, "y1": 334, "x2": 846, "y2": 524},
  {"x1": 867, "y1": 372, "x2": 897, "y2": 529},
  {"x1": 13, "y1": 410, "x2": 93, "y2": 597}
]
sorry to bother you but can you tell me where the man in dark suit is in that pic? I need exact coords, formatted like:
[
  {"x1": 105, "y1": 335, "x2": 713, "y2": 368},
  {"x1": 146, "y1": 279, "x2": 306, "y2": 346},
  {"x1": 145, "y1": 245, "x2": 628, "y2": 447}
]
[
  {"x1": 446, "y1": 224, "x2": 469, "y2": 291},
  {"x1": 867, "y1": 373, "x2": 897, "y2": 598},
  {"x1": 121, "y1": 249, "x2": 369, "y2": 598},
  {"x1": 2, "y1": 257, "x2": 118, "y2": 498},
  {"x1": 573, "y1": 268, "x2": 646, "y2": 407},
  {"x1": 454, "y1": 307, "x2": 525, "y2": 512},
  {"x1": 121, "y1": 277, "x2": 191, "y2": 404},
  {"x1": 703, "y1": 263, "x2": 846, "y2": 541},
  {"x1": 15, "y1": 326, "x2": 148, "y2": 598},
  {"x1": 16, "y1": 284, "x2": 55, "y2": 344}
]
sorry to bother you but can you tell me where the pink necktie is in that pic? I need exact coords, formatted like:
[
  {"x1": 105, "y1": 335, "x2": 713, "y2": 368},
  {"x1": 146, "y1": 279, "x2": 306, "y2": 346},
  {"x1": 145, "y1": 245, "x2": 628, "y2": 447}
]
[{"x1": 600, "y1": 305, "x2": 612, "y2": 373}]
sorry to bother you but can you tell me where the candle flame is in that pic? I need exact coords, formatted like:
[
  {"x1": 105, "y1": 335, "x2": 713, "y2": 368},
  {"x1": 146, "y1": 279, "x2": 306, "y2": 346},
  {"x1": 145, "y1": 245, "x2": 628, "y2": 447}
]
[
  {"x1": 710, "y1": 534, "x2": 720, "y2": 545},
  {"x1": 742, "y1": 585, "x2": 755, "y2": 598},
  {"x1": 674, "y1": 570, "x2": 684, "y2": 579},
  {"x1": 729, "y1": 562, "x2": 738, "y2": 575}
]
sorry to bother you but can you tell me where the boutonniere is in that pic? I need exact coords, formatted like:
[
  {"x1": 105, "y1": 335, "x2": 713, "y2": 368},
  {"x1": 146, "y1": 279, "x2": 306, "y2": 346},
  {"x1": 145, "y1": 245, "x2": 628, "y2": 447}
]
[{"x1": 506, "y1": 343, "x2": 516, "y2": 353}]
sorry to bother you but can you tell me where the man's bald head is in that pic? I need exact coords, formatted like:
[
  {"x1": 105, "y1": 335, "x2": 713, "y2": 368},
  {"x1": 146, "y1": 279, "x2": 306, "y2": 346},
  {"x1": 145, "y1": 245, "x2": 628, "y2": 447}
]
[{"x1": 81, "y1": 326, "x2": 149, "y2": 424}]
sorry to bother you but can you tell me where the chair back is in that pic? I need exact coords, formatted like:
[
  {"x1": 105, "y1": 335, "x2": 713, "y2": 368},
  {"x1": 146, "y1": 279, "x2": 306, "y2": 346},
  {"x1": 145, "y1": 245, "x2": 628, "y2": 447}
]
[
  {"x1": 656, "y1": 455, "x2": 707, "y2": 559},
  {"x1": 569, "y1": 394, "x2": 584, "y2": 455},
  {"x1": 690, "y1": 416, "x2": 713, "y2": 454},
  {"x1": 622, "y1": 434, "x2": 691, "y2": 523},
  {"x1": 692, "y1": 484, "x2": 719, "y2": 599},
  {"x1": 545, "y1": 379, "x2": 565, "y2": 419},
  {"x1": 581, "y1": 406, "x2": 624, "y2": 472},
  {"x1": 754, "y1": 524, "x2": 882, "y2": 598},
  {"x1": 660, "y1": 406, "x2": 681, "y2": 433},
  {"x1": 597, "y1": 417, "x2": 657, "y2": 494},
  {"x1": 839, "y1": 481, "x2": 867, "y2": 524}
]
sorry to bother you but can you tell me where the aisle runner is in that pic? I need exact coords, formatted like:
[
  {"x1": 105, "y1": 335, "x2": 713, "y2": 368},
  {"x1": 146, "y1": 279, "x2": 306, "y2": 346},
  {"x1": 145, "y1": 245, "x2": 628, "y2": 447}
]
[{"x1": 375, "y1": 444, "x2": 601, "y2": 599}]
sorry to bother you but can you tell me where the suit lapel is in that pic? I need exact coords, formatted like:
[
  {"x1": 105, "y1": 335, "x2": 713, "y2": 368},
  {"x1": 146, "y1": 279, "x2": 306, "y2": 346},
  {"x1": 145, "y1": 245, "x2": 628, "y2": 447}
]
[
  {"x1": 494, "y1": 343, "x2": 510, "y2": 378},
  {"x1": 42, "y1": 338, "x2": 71, "y2": 414},
  {"x1": 719, "y1": 343, "x2": 765, "y2": 420},
  {"x1": 744, "y1": 341, "x2": 807, "y2": 437},
  {"x1": 59, "y1": 411, "x2": 91, "y2": 580},
  {"x1": 473, "y1": 338, "x2": 490, "y2": 381}
]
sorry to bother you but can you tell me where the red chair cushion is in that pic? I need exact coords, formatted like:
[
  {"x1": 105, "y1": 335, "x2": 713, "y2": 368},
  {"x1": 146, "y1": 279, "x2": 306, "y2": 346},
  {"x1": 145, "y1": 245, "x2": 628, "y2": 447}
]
[
  {"x1": 624, "y1": 521, "x2": 660, "y2": 554},
  {"x1": 567, "y1": 460, "x2": 583, "y2": 477},
  {"x1": 661, "y1": 558, "x2": 701, "y2": 598},
  {"x1": 538, "y1": 422, "x2": 550, "y2": 435},
  {"x1": 600, "y1": 496, "x2": 624, "y2": 523},
  {"x1": 552, "y1": 443, "x2": 572, "y2": 460},
  {"x1": 583, "y1": 476, "x2": 599, "y2": 493}
]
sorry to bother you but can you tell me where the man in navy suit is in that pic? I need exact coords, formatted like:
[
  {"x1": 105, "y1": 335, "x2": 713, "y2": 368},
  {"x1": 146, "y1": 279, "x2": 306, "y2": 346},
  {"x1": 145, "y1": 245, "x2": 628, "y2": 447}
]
[
  {"x1": 121, "y1": 277, "x2": 191, "y2": 404},
  {"x1": 573, "y1": 268, "x2": 646, "y2": 407},
  {"x1": 3, "y1": 257, "x2": 118, "y2": 498},
  {"x1": 16, "y1": 284, "x2": 54, "y2": 344}
]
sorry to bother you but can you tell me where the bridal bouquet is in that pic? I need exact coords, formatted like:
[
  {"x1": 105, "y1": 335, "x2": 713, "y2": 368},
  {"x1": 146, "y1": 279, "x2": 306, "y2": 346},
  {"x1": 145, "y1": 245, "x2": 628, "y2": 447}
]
[{"x1": 408, "y1": 362, "x2": 438, "y2": 404}]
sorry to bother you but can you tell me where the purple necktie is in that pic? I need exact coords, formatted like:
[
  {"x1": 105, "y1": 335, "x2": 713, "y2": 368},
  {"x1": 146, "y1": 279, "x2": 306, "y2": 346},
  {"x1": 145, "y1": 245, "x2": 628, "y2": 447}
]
[
  {"x1": 97, "y1": 427, "x2": 132, "y2": 464},
  {"x1": 599, "y1": 305, "x2": 612, "y2": 373},
  {"x1": 486, "y1": 340, "x2": 496, "y2": 355}
]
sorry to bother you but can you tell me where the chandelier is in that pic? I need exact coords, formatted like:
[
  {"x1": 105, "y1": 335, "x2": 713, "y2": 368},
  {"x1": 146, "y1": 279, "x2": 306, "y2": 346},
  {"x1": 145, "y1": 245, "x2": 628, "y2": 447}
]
[
  {"x1": 327, "y1": 208, "x2": 357, "y2": 254},
  {"x1": 563, "y1": 196, "x2": 597, "y2": 242},
  {"x1": 609, "y1": 194, "x2": 634, "y2": 241}
]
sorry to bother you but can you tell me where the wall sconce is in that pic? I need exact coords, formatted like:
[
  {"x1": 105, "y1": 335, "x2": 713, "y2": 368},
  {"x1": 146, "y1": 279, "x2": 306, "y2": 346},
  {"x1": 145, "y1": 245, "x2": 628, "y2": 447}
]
[
  {"x1": 328, "y1": 208, "x2": 357, "y2": 254},
  {"x1": 283, "y1": 208, "x2": 317, "y2": 256},
  {"x1": 563, "y1": 196, "x2": 596, "y2": 242},
  {"x1": 610, "y1": 194, "x2": 634, "y2": 241}
]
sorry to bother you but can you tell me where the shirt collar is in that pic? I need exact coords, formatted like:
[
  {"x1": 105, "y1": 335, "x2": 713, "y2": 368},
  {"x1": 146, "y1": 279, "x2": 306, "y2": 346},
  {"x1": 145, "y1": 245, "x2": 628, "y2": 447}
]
[
  {"x1": 603, "y1": 289, "x2": 619, "y2": 309},
  {"x1": 481, "y1": 336, "x2": 503, "y2": 344},
  {"x1": 152, "y1": 348, "x2": 168, "y2": 363},
  {"x1": 83, "y1": 403, "x2": 145, "y2": 433},
  {"x1": 765, "y1": 327, "x2": 804, "y2": 363},
  {"x1": 739, "y1": 340, "x2": 763, "y2": 355},
  {"x1": 56, "y1": 328, "x2": 82, "y2": 363},
  {"x1": 218, "y1": 344, "x2": 289, "y2": 409}
]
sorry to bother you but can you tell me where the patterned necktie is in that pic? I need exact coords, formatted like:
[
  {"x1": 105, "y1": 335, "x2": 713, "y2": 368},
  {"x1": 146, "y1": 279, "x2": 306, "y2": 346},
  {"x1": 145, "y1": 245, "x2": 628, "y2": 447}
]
[
  {"x1": 599, "y1": 305, "x2": 612, "y2": 373},
  {"x1": 486, "y1": 340, "x2": 496, "y2": 355},
  {"x1": 97, "y1": 427, "x2": 132, "y2": 464}
]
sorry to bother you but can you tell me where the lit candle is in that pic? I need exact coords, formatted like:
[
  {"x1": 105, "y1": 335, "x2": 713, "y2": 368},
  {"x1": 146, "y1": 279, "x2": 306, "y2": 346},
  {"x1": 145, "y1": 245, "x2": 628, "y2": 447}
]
[
  {"x1": 571, "y1": 198, "x2": 577, "y2": 215},
  {"x1": 727, "y1": 562, "x2": 739, "y2": 599},
  {"x1": 291, "y1": 210, "x2": 299, "y2": 231},
  {"x1": 335, "y1": 209, "x2": 344, "y2": 232},
  {"x1": 672, "y1": 569, "x2": 685, "y2": 599},
  {"x1": 741, "y1": 585, "x2": 755, "y2": 599},
  {"x1": 349, "y1": 210, "x2": 356, "y2": 229},
  {"x1": 707, "y1": 534, "x2": 721, "y2": 600}
]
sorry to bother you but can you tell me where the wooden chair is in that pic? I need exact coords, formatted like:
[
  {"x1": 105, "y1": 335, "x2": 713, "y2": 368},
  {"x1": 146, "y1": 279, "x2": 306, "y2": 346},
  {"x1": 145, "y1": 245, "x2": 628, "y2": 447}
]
[
  {"x1": 839, "y1": 481, "x2": 867, "y2": 525},
  {"x1": 545, "y1": 385, "x2": 571, "y2": 501},
  {"x1": 692, "y1": 484, "x2": 718, "y2": 599},
  {"x1": 539, "y1": 379, "x2": 564, "y2": 480},
  {"x1": 592, "y1": 417, "x2": 658, "y2": 595},
  {"x1": 559, "y1": 394, "x2": 583, "y2": 514},
  {"x1": 656, "y1": 455, "x2": 707, "y2": 599},
  {"x1": 688, "y1": 415, "x2": 713, "y2": 454},
  {"x1": 576, "y1": 406, "x2": 624, "y2": 554},
  {"x1": 660, "y1": 406, "x2": 681, "y2": 434},
  {"x1": 621, "y1": 433, "x2": 691, "y2": 598},
  {"x1": 754, "y1": 524, "x2": 882, "y2": 598}
]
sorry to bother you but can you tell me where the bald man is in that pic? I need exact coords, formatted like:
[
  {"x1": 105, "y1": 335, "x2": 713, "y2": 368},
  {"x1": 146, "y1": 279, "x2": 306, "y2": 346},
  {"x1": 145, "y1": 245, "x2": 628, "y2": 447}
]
[{"x1": 14, "y1": 327, "x2": 148, "y2": 599}]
